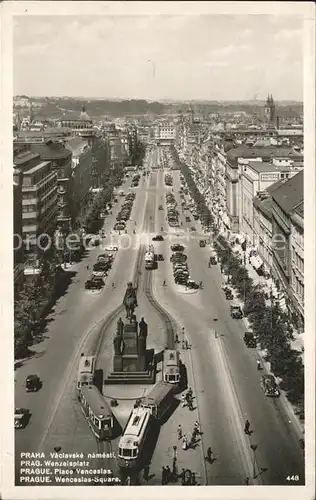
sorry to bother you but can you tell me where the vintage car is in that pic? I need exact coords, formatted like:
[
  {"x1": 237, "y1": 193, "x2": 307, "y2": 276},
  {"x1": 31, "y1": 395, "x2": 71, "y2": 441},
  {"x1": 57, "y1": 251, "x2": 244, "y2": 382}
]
[
  {"x1": 85, "y1": 277, "x2": 105, "y2": 290},
  {"x1": 199, "y1": 240, "x2": 206, "y2": 248},
  {"x1": 171, "y1": 244, "x2": 185, "y2": 252},
  {"x1": 152, "y1": 235, "x2": 164, "y2": 241},
  {"x1": 186, "y1": 279, "x2": 200, "y2": 289},
  {"x1": 25, "y1": 374, "x2": 41, "y2": 392},
  {"x1": 15, "y1": 408, "x2": 30, "y2": 429},
  {"x1": 225, "y1": 288, "x2": 234, "y2": 300},
  {"x1": 230, "y1": 304, "x2": 243, "y2": 319},
  {"x1": 243, "y1": 331, "x2": 257, "y2": 348},
  {"x1": 209, "y1": 255, "x2": 217, "y2": 265},
  {"x1": 260, "y1": 375, "x2": 280, "y2": 397},
  {"x1": 157, "y1": 254, "x2": 164, "y2": 261}
]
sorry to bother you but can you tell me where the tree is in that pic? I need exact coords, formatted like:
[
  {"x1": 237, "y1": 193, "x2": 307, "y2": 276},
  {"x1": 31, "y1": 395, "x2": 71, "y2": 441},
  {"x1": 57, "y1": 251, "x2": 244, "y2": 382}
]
[{"x1": 243, "y1": 284, "x2": 266, "y2": 315}]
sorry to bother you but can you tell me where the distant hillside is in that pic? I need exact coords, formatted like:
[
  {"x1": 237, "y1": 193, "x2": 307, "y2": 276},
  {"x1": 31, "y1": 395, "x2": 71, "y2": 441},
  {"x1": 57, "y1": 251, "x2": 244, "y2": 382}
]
[{"x1": 24, "y1": 97, "x2": 303, "y2": 120}]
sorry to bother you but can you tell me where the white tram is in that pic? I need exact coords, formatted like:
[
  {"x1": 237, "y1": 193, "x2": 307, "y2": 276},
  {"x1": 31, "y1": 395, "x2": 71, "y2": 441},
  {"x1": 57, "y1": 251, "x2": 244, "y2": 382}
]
[
  {"x1": 117, "y1": 407, "x2": 152, "y2": 469},
  {"x1": 77, "y1": 354, "x2": 96, "y2": 394},
  {"x1": 140, "y1": 381, "x2": 175, "y2": 419},
  {"x1": 163, "y1": 349, "x2": 180, "y2": 385},
  {"x1": 79, "y1": 385, "x2": 114, "y2": 440},
  {"x1": 145, "y1": 245, "x2": 155, "y2": 270}
]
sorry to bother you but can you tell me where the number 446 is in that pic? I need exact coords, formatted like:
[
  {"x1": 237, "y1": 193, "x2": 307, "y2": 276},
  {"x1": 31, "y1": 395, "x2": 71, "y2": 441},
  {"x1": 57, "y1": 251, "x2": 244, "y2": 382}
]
[{"x1": 286, "y1": 475, "x2": 299, "y2": 481}]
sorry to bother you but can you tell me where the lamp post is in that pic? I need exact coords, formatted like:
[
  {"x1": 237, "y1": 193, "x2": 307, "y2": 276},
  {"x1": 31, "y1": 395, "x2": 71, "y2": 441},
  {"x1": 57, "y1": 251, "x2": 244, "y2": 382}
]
[{"x1": 250, "y1": 444, "x2": 258, "y2": 479}]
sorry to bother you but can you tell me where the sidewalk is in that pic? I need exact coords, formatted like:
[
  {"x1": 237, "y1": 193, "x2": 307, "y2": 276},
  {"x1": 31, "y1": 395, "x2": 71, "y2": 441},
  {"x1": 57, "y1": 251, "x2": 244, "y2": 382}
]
[{"x1": 145, "y1": 339, "x2": 207, "y2": 486}]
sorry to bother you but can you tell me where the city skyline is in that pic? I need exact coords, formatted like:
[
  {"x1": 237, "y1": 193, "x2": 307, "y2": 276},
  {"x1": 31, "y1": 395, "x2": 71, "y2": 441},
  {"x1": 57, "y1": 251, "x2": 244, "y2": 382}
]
[{"x1": 14, "y1": 14, "x2": 304, "y2": 101}]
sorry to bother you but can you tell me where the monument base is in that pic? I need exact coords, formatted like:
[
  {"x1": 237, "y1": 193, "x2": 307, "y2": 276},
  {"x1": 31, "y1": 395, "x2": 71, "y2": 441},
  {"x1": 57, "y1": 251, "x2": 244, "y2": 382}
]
[{"x1": 105, "y1": 349, "x2": 155, "y2": 385}]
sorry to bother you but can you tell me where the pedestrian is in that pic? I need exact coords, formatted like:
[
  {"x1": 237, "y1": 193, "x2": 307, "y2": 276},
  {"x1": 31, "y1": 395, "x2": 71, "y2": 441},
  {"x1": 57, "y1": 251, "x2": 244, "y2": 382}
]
[
  {"x1": 181, "y1": 393, "x2": 186, "y2": 408},
  {"x1": 187, "y1": 387, "x2": 193, "y2": 398},
  {"x1": 87, "y1": 264, "x2": 89, "y2": 270},
  {"x1": 178, "y1": 468, "x2": 185, "y2": 480},
  {"x1": 245, "y1": 477, "x2": 250, "y2": 485},
  {"x1": 161, "y1": 466, "x2": 166, "y2": 485},
  {"x1": 185, "y1": 339, "x2": 189, "y2": 349},
  {"x1": 208, "y1": 260, "x2": 211, "y2": 268},
  {"x1": 191, "y1": 472, "x2": 197, "y2": 485},
  {"x1": 206, "y1": 446, "x2": 212, "y2": 462},
  {"x1": 244, "y1": 419, "x2": 250, "y2": 435},
  {"x1": 194, "y1": 421, "x2": 200, "y2": 434},
  {"x1": 172, "y1": 457, "x2": 177, "y2": 476},
  {"x1": 182, "y1": 435, "x2": 188, "y2": 450},
  {"x1": 177, "y1": 424, "x2": 183, "y2": 439},
  {"x1": 175, "y1": 333, "x2": 179, "y2": 343},
  {"x1": 143, "y1": 465, "x2": 150, "y2": 481},
  {"x1": 165, "y1": 465, "x2": 171, "y2": 484},
  {"x1": 199, "y1": 280, "x2": 203, "y2": 289},
  {"x1": 256, "y1": 359, "x2": 261, "y2": 371},
  {"x1": 182, "y1": 341, "x2": 186, "y2": 350}
]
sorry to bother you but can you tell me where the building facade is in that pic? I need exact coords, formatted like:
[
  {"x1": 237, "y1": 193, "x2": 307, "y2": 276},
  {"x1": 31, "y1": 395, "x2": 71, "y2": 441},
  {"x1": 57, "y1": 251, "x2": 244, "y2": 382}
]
[
  {"x1": 289, "y1": 202, "x2": 304, "y2": 327},
  {"x1": 30, "y1": 141, "x2": 73, "y2": 232},
  {"x1": 14, "y1": 150, "x2": 58, "y2": 252}
]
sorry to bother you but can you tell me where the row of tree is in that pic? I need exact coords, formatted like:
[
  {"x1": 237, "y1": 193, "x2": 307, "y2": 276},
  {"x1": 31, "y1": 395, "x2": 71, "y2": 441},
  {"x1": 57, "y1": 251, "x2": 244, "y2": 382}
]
[
  {"x1": 128, "y1": 134, "x2": 146, "y2": 167},
  {"x1": 14, "y1": 159, "x2": 126, "y2": 359},
  {"x1": 172, "y1": 146, "x2": 304, "y2": 418}
]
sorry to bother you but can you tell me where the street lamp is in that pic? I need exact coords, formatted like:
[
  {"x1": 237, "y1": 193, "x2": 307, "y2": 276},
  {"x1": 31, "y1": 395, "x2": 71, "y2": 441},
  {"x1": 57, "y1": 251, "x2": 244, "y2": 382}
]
[{"x1": 250, "y1": 444, "x2": 258, "y2": 479}]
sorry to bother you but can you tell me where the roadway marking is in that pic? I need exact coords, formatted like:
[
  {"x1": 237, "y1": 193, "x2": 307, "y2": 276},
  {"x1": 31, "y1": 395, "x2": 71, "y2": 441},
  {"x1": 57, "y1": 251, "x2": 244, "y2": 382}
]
[{"x1": 209, "y1": 331, "x2": 262, "y2": 484}]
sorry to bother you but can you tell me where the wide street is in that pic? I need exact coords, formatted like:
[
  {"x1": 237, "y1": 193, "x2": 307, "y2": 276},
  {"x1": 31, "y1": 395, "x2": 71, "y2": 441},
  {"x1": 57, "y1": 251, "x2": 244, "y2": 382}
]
[
  {"x1": 150, "y1": 162, "x2": 305, "y2": 485},
  {"x1": 14, "y1": 146, "x2": 304, "y2": 486}
]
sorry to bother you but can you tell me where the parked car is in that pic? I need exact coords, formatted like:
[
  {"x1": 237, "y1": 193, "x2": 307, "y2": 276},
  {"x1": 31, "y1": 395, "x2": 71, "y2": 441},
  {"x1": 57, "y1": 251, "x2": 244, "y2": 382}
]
[
  {"x1": 171, "y1": 244, "x2": 185, "y2": 252},
  {"x1": 15, "y1": 408, "x2": 30, "y2": 429},
  {"x1": 225, "y1": 289, "x2": 234, "y2": 300},
  {"x1": 105, "y1": 245, "x2": 119, "y2": 251},
  {"x1": 152, "y1": 235, "x2": 164, "y2": 241},
  {"x1": 230, "y1": 304, "x2": 243, "y2": 319},
  {"x1": 243, "y1": 331, "x2": 257, "y2": 348},
  {"x1": 260, "y1": 375, "x2": 280, "y2": 397},
  {"x1": 157, "y1": 254, "x2": 164, "y2": 261},
  {"x1": 199, "y1": 240, "x2": 206, "y2": 248},
  {"x1": 85, "y1": 277, "x2": 105, "y2": 290},
  {"x1": 92, "y1": 270, "x2": 106, "y2": 278},
  {"x1": 187, "y1": 279, "x2": 200, "y2": 289},
  {"x1": 158, "y1": 205, "x2": 163, "y2": 210},
  {"x1": 185, "y1": 216, "x2": 191, "y2": 222},
  {"x1": 209, "y1": 255, "x2": 217, "y2": 265},
  {"x1": 190, "y1": 226, "x2": 196, "y2": 232},
  {"x1": 25, "y1": 374, "x2": 41, "y2": 392},
  {"x1": 114, "y1": 223, "x2": 126, "y2": 230}
]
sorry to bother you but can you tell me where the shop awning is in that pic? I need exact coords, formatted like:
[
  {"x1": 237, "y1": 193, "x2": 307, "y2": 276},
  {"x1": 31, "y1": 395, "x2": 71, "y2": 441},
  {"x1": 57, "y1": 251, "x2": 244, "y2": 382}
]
[{"x1": 250, "y1": 255, "x2": 264, "y2": 270}]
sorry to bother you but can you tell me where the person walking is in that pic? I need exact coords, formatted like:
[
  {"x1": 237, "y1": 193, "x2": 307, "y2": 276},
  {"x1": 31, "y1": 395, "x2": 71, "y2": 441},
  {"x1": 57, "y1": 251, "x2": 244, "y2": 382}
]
[
  {"x1": 177, "y1": 424, "x2": 183, "y2": 439},
  {"x1": 182, "y1": 435, "x2": 188, "y2": 450},
  {"x1": 206, "y1": 446, "x2": 212, "y2": 462},
  {"x1": 161, "y1": 466, "x2": 166, "y2": 485},
  {"x1": 245, "y1": 477, "x2": 250, "y2": 485},
  {"x1": 181, "y1": 393, "x2": 186, "y2": 408},
  {"x1": 143, "y1": 465, "x2": 150, "y2": 481},
  {"x1": 244, "y1": 419, "x2": 250, "y2": 435},
  {"x1": 194, "y1": 421, "x2": 200, "y2": 434},
  {"x1": 172, "y1": 457, "x2": 177, "y2": 476},
  {"x1": 191, "y1": 472, "x2": 197, "y2": 485},
  {"x1": 256, "y1": 359, "x2": 261, "y2": 371},
  {"x1": 87, "y1": 264, "x2": 89, "y2": 271},
  {"x1": 165, "y1": 465, "x2": 171, "y2": 484}
]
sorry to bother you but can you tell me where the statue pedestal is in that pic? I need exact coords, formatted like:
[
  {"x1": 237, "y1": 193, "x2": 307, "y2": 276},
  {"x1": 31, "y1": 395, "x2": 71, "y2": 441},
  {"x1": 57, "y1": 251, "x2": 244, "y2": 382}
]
[
  {"x1": 113, "y1": 355, "x2": 122, "y2": 372},
  {"x1": 122, "y1": 355, "x2": 139, "y2": 372}
]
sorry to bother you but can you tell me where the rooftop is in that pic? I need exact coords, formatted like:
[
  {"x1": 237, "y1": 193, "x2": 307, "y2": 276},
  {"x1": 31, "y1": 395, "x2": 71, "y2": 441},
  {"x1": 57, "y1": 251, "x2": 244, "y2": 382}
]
[
  {"x1": 31, "y1": 141, "x2": 71, "y2": 160},
  {"x1": 253, "y1": 179, "x2": 287, "y2": 219},
  {"x1": 271, "y1": 171, "x2": 303, "y2": 214},
  {"x1": 226, "y1": 145, "x2": 298, "y2": 165},
  {"x1": 14, "y1": 150, "x2": 40, "y2": 165}
]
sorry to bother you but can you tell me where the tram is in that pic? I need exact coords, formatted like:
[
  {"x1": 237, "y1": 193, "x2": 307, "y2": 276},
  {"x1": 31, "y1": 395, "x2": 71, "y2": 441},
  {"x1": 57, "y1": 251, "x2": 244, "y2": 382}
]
[
  {"x1": 140, "y1": 381, "x2": 175, "y2": 420},
  {"x1": 163, "y1": 349, "x2": 180, "y2": 385},
  {"x1": 77, "y1": 354, "x2": 96, "y2": 394},
  {"x1": 117, "y1": 407, "x2": 152, "y2": 469},
  {"x1": 79, "y1": 385, "x2": 114, "y2": 440}
]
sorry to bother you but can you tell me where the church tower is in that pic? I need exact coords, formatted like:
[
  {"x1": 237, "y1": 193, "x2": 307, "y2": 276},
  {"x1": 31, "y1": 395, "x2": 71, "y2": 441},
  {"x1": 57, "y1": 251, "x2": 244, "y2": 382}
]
[{"x1": 264, "y1": 94, "x2": 276, "y2": 125}]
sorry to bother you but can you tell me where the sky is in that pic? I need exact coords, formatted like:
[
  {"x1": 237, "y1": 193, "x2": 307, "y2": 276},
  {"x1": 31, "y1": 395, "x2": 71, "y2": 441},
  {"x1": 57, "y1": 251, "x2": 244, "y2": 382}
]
[{"x1": 13, "y1": 14, "x2": 304, "y2": 101}]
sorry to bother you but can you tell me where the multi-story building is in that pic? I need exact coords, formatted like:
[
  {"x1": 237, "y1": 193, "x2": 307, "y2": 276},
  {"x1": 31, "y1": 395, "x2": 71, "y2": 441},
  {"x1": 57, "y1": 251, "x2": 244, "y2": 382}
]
[
  {"x1": 154, "y1": 122, "x2": 175, "y2": 145},
  {"x1": 271, "y1": 171, "x2": 303, "y2": 315},
  {"x1": 240, "y1": 160, "x2": 302, "y2": 245},
  {"x1": 30, "y1": 141, "x2": 73, "y2": 232},
  {"x1": 58, "y1": 106, "x2": 95, "y2": 146},
  {"x1": 225, "y1": 145, "x2": 302, "y2": 233},
  {"x1": 14, "y1": 128, "x2": 72, "y2": 144},
  {"x1": 69, "y1": 138, "x2": 110, "y2": 223},
  {"x1": 13, "y1": 168, "x2": 24, "y2": 284},
  {"x1": 252, "y1": 180, "x2": 286, "y2": 274},
  {"x1": 289, "y1": 201, "x2": 304, "y2": 329},
  {"x1": 14, "y1": 149, "x2": 58, "y2": 254}
]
